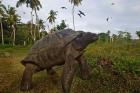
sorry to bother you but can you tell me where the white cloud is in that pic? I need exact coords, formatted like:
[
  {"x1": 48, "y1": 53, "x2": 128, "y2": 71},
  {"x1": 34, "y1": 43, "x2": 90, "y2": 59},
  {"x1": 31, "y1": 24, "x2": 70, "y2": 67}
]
[{"x1": 132, "y1": 5, "x2": 140, "y2": 12}]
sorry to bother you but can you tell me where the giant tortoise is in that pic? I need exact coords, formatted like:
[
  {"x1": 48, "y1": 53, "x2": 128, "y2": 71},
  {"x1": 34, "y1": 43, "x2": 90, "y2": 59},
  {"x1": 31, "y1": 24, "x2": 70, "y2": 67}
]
[{"x1": 20, "y1": 29, "x2": 98, "y2": 93}]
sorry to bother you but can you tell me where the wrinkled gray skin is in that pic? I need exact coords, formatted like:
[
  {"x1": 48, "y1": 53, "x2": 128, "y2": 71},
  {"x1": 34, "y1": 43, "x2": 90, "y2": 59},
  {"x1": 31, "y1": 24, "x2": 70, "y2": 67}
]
[{"x1": 20, "y1": 29, "x2": 98, "y2": 93}]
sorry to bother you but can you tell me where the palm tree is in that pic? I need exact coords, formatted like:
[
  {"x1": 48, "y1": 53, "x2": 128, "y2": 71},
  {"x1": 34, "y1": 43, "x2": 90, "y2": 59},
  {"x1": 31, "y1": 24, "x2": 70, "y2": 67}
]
[
  {"x1": 0, "y1": 15, "x2": 3, "y2": 45},
  {"x1": 30, "y1": 11, "x2": 33, "y2": 40},
  {"x1": 47, "y1": 10, "x2": 57, "y2": 32},
  {"x1": 107, "y1": 30, "x2": 110, "y2": 43},
  {"x1": 16, "y1": 0, "x2": 42, "y2": 42},
  {"x1": 16, "y1": 0, "x2": 42, "y2": 15},
  {"x1": 38, "y1": 19, "x2": 45, "y2": 31},
  {"x1": 6, "y1": 6, "x2": 20, "y2": 46},
  {"x1": 0, "y1": 1, "x2": 6, "y2": 45},
  {"x1": 69, "y1": 0, "x2": 82, "y2": 30},
  {"x1": 26, "y1": 21, "x2": 34, "y2": 44},
  {"x1": 38, "y1": 19, "x2": 45, "y2": 38},
  {"x1": 0, "y1": 13, "x2": 4, "y2": 46}
]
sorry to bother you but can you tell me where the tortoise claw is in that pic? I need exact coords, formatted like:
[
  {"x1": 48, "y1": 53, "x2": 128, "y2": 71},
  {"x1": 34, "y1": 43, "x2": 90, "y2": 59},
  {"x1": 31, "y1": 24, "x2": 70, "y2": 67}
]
[{"x1": 20, "y1": 81, "x2": 33, "y2": 91}]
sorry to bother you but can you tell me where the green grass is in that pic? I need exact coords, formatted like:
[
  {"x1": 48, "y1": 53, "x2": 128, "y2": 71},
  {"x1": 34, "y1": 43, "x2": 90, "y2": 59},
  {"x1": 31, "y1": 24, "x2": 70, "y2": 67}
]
[{"x1": 0, "y1": 40, "x2": 140, "y2": 93}]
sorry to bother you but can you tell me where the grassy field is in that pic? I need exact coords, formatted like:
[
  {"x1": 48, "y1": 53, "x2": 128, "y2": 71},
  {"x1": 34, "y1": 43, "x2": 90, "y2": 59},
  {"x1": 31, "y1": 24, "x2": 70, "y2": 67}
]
[{"x1": 0, "y1": 40, "x2": 140, "y2": 93}]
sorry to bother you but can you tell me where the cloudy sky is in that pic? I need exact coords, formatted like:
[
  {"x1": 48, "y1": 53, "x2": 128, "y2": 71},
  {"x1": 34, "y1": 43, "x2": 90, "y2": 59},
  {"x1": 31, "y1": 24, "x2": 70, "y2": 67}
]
[{"x1": 2, "y1": 0, "x2": 140, "y2": 38}]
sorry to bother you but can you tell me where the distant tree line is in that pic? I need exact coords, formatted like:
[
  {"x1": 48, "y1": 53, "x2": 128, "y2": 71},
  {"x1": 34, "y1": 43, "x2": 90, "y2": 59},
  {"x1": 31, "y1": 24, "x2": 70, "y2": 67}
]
[{"x1": 98, "y1": 30, "x2": 140, "y2": 43}]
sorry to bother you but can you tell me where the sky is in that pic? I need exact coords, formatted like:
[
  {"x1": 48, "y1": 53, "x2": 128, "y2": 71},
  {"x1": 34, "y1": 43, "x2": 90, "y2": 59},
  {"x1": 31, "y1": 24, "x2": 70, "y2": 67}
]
[{"x1": 2, "y1": 0, "x2": 140, "y2": 39}]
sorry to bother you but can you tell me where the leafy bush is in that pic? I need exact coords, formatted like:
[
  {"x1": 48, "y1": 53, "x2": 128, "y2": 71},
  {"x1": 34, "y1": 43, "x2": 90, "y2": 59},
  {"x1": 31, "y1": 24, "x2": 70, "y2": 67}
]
[{"x1": 85, "y1": 40, "x2": 140, "y2": 75}]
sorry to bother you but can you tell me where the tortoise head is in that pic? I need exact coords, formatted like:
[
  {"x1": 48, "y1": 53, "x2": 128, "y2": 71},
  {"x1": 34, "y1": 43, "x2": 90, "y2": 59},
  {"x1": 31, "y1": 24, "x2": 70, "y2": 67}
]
[
  {"x1": 82, "y1": 32, "x2": 98, "y2": 43},
  {"x1": 73, "y1": 31, "x2": 98, "y2": 50}
]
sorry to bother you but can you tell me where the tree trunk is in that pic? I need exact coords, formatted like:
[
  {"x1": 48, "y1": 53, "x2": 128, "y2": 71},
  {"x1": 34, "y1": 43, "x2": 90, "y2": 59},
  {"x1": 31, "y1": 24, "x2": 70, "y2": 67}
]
[
  {"x1": 72, "y1": 4, "x2": 75, "y2": 30},
  {"x1": 35, "y1": 9, "x2": 40, "y2": 39},
  {"x1": 12, "y1": 25, "x2": 16, "y2": 46},
  {"x1": 53, "y1": 22, "x2": 56, "y2": 32},
  {"x1": 33, "y1": 24, "x2": 36, "y2": 42},
  {"x1": 30, "y1": 10, "x2": 33, "y2": 42},
  {"x1": 0, "y1": 22, "x2": 4, "y2": 45}
]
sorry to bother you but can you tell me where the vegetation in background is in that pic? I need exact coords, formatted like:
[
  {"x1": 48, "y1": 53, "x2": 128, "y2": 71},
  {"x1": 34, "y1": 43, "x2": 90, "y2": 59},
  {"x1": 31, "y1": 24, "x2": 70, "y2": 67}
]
[
  {"x1": 47, "y1": 10, "x2": 58, "y2": 32},
  {"x1": 16, "y1": 0, "x2": 42, "y2": 43},
  {"x1": 136, "y1": 31, "x2": 140, "y2": 39},
  {"x1": 57, "y1": 20, "x2": 67, "y2": 30}
]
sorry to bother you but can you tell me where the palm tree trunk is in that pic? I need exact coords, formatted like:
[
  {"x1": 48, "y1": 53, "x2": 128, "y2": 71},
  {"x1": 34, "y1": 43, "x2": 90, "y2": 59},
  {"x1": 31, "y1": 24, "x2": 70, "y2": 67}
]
[
  {"x1": 12, "y1": 25, "x2": 16, "y2": 46},
  {"x1": 47, "y1": 25, "x2": 50, "y2": 32},
  {"x1": 33, "y1": 24, "x2": 36, "y2": 42},
  {"x1": 0, "y1": 22, "x2": 4, "y2": 45},
  {"x1": 53, "y1": 22, "x2": 56, "y2": 32},
  {"x1": 72, "y1": 4, "x2": 75, "y2": 30},
  {"x1": 35, "y1": 9, "x2": 40, "y2": 39},
  {"x1": 30, "y1": 11, "x2": 33, "y2": 42}
]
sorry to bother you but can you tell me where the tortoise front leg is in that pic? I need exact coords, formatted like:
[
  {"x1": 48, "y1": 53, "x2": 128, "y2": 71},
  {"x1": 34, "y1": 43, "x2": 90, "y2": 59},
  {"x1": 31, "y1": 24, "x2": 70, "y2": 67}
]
[
  {"x1": 78, "y1": 55, "x2": 92, "y2": 80},
  {"x1": 61, "y1": 55, "x2": 78, "y2": 93},
  {"x1": 20, "y1": 63, "x2": 38, "y2": 91}
]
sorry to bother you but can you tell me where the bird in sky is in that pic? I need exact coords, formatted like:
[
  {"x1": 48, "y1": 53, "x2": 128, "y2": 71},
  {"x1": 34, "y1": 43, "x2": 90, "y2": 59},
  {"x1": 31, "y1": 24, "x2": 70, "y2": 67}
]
[
  {"x1": 106, "y1": 17, "x2": 109, "y2": 22},
  {"x1": 61, "y1": 7, "x2": 67, "y2": 9},
  {"x1": 79, "y1": 10, "x2": 86, "y2": 16},
  {"x1": 78, "y1": 13, "x2": 82, "y2": 18},
  {"x1": 111, "y1": 3, "x2": 115, "y2": 5},
  {"x1": 106, "y1": 17, "x2": 112, "y2": 22}
]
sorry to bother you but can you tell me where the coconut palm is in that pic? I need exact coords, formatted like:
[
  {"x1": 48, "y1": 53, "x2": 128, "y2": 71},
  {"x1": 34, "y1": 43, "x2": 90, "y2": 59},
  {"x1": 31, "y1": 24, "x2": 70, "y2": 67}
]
[
  {"x1": 30, "y1": 11, "x2": 33, "y2": 40},
  {"x1": 38, "y1": 19, "x2": 46, "y2": 38},
  {"x1": 47, "y1": 10, "x2": 57, "y2": 32},
  {"x1": 0, "y1": 14, "x2": 3, "y2": 45},
  {"x1": 16, "y1": 0, "x2": 42, "y2": 14},
  {"x1": 38, "y1": 19, "x2": 45, "y2": 31},
  {"x1": 16, "y1": 0, "x2": 42, "y2": 42},
  {"x1": 69, "y1": 0, "x2": 82, "y2": 30},
  {"x1": 107, "y1": 30, "x2": 110, "y2": 43},
  {"x1": 26, "y1": 21, "x2": 34, "y2": 44},
  {"x1": 0, "y1": 1, "x2": 6, "y2": 45},
  {"x1": 0, "y1": 11, "x2": 4, "y2": 45},
  {"x1": 6, "y1": 6, "x2": 20, "y2": 46},
  {"x1": 38, "y1": 19, "x2": 45, "y2": 38}
]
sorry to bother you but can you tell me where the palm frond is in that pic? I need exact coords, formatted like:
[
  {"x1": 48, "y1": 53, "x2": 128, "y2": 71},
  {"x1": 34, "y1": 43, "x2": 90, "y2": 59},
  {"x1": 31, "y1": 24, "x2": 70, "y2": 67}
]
[
  {"x1": 16, "y1": 0, "x2": 42, "y2": 10},
  {"x1": 69, "y1": 0, "x2": 82, "y2": 6},
  {"x1": 16, "y1": 0, "x2": 27, "y2": 7}
]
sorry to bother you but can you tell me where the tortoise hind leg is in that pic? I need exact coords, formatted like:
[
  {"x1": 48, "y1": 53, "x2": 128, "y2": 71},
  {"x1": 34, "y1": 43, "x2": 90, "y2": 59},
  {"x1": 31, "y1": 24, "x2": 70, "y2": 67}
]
[{"x1": 20, "y1": 63, "x2": 39, "y2": 91}]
